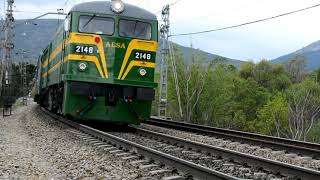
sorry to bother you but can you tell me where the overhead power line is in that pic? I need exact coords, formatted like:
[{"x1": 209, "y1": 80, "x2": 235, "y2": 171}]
[
  {"x1": 13, "y1": 10, "x2": 48, "y2": 14},
  {"x1": 170, "y1": 2, "x2": 320, "y2": 37}
]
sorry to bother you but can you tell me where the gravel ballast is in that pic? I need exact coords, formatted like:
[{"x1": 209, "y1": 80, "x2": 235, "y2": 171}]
[
  {"x1": 0, "y1": 103, "x2": 144, "y2": 179},
  {"x1": 140, "y1": 124, "x2": 320, "y2": 171},
  {"x1": 112, "y1": 132, "x2": 285, "y2": 179}
]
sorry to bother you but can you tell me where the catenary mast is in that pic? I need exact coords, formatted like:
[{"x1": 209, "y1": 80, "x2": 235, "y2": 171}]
[
  {"x1": 0, "y1": 0, "x2": 14, "y2": 94},
  {"x1": 158, "y1": 5, "x2": 170, "y2": 118}
]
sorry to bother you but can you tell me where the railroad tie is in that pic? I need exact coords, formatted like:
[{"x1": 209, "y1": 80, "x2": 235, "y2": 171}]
[
  {"x1": 253, "y1": 172, "x2": 267, "y2": 179},
  {"x1": 139, "y1": 164, "x2": 159, "y2": 169},
  {"x1": 76, "y1": 134, "x2": 90, "y2": 138},
  {"x1": 165, "y1": 145, "x2": 176, "y2": 149},
  {"x1": 271, "y1": 150, "x2": 285, "y2": 156},
  {"x1": 115, "y1": 152, "x2": 132, "y2": 157},
  {"x1": 181, "y1": 151, "x2": 193, "y2": 154},
  {"x1": 122, "y1": 156, "x2": 139, "y2": 160},
  {"x1": 67, "y1": 130, "x2": 81, "y2": 134},
  {"x1": 81, "y1": 137, "x2": 96, "y2": 141},
  {"x1": 104, "y1": 147, "x2": 117, "y2": 151},
  {"x1": 92, "y1": 142, "x2": 106, "y2": 146},
  {"x1": 199, "y1": 156, "x2": 212, "y2": 160},
  {"x1": 222, "y1": 163, "x2": 235, "y2": 168},
  {"x1": 248, "y1": 146, "x2": 260, "y2": 151},
  {"x1": 162, "y1": 175, "x2": 186, "y2": 180},
  {"x1": 172, "y1": 148, "x2": 183, "y2": 151},
  {"x1": 149, "y1": 169, "x2": 172, "y2": 176},
  {"x1": 285, "y1": 153, "x2": 298, "y2": 159},
  {"x1": 109, "y1": 150, "x2": 122, "y2": 154},
  {"x1": 97, "y1": 144, "x2": 112, "y2": 148},
  {"x1": 130, "y1": 160, "x2": 149, "y2": 165},
  {"x1": 88, "y1": 140, "x2": 101, "y2": 144}
]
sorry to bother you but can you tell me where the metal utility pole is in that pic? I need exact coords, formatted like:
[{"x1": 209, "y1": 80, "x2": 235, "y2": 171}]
[
  {"x1": 18, "y1": 55, "x2": 28, "y2": 106},
  {"x1": 1, "y1": 0, "x2": 15, "y2": 117},
  {"x1": 158, "y1": 5, "x2": 170, "y2": 118},
  {"x1": 21, "y1": 53, "x2": 28, "y2": 106},
  {"x1": 1, "y1": 0, "x2": 14, "y2": 91}
]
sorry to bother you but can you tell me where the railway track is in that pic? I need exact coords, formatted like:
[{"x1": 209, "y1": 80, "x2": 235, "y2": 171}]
[
  {"x1": 41, "y1": 109, "x2": 320, "y2": 179},
  {"x1": 147, "y1": 117, "x2": 320, "y2": 159},
  {"x1": 41, "y1": 108, "x2": 236, "y2": 180},
  {"x1": 118, "y1": 127, "x2": 320, "y2": 179}
]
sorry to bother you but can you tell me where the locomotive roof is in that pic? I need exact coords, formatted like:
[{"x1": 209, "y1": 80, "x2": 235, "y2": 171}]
[{"x1": 70, "y1": 1, "x2": 157, "y2": 21}]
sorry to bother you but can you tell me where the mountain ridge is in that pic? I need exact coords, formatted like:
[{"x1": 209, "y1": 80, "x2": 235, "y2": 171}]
[{"x1": 272, "y1": 40, "x2": 320, "y2": 70}]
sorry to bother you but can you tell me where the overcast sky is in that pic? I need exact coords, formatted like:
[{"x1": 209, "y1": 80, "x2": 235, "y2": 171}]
[{"x1": 2, "y1": 0, "x2": 320, "y2": 61}]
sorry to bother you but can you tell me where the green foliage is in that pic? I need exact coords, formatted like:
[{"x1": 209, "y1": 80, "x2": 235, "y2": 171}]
[
  {"x1": 254, "y1": 93, "x2": 289, "y2": 136},
  {"x1": 157, "y1": 46, "x2": 320, "y2": 143},
  {"x1": 285, "y1": 79, "x2": 320, "y2": 141},
  {"x1": 284, "y1": 55, "x2": 307, "y2": 83},
  {"x1": 232, "y1": 77, "x2": 270, "y2": 131},
  {"x1": 0, "y1": 63, "x2": 36, "y2": 107},
  {"x1": 307, "y1": 121, "x2": 320, "y2": 143},
  {"x1": 200, "y1": 63, "x2": 236, "y2": 127},
  {"x1": 239, "y1": 61, "x2": 291, "y2": 92}
]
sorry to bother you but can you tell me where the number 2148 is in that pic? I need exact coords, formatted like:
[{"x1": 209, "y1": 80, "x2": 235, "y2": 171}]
[{"x1": 135, "y1": 52, "x2": 151, "y2": 60}]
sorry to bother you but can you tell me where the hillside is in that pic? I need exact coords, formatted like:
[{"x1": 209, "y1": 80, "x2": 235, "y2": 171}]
[
  {"x1": 272, "y1": 40, "x2": 320, "y2": 70},
  {"x1": 0, "y1": 19, "x2": 61, "y2": 63},
  {"x1": 0, "y1": 19, "x2": 244, "y2": 67}
]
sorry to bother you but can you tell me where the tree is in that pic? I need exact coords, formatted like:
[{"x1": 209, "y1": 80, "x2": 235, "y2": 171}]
[
  {"x1": 232, "y1": 78, "x2": 270, "y2": 131},
  {"x1": 307, "y1": 121, "x2": 320, "y2": 143},
  {"x1": 240, "y1": 61, "x2": 291, "y2": 92},
  {"x1": 285, "y1": 54, "x2": 307, "y2": 83},
  {"x1": 286, "y1": 79, "x2": 320, "y2": 141},
  {"x1": 199, "y1": 64, "x2": 236, "y2": 127},
  {"x1": 239, "y1": 62, "x2": 255, "y2": 79},
  {"x1": 0, "y1": 63, "x2": 36, "y2": 107},
  {"x1": 255, "y1": 93, "x2": 289, "y2": 137},
  {"x1": 168, "y1": 45, "x2": 211, "y2": 123}
]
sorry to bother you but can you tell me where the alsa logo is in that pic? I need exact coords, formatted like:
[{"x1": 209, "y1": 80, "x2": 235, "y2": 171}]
[{"x1": 106, "y1": 41, "x2": 126, "y2": 49}]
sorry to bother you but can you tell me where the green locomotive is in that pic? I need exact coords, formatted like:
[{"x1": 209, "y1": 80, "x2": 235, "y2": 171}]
[{"x1": 34, "y1": 0, "x2": 158, "y2": 124}]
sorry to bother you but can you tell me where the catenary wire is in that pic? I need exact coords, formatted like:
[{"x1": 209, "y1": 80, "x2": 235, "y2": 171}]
[
  {"x1": 170, "y1": 2, "x2": 320, "y2": 37},
  {"x1": 13, "y1": 10, "x2": 48, "y2": 14}
]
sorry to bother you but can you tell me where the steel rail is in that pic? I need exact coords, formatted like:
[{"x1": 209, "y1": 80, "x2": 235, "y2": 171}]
[
  {"x1": 148, "y1": 117, "x2": 320, "y2": 158},
  {"x1": 41, "y1": 108, "x2": 237, "y2": 180},
  {"x1": 134, "y1": 127, "x2": 320, "y2": 180}
]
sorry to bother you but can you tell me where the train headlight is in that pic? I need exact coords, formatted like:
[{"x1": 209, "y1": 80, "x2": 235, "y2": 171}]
[
  {"x1": 78, "y1": 62, "x2": 87, "y2": 71},
  {"x1": 111, "y1": 0, "x2": 125, "y2": 13},
  {"x1": 139, "y1": 68, "x2": 147, "y2": 76}
]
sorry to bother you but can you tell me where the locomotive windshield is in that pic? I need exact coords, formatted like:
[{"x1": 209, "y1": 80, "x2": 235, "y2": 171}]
[
  {"x1": 78, "y1": 15, "x2": 114, "y2": 35},
  {"x1": 119, "y1": 19, "x2": 151, "y2": 40}
]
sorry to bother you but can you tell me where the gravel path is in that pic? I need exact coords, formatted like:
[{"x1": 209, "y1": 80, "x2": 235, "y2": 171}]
[
  {"x1": 140, "y1": 124, "x2": 320, "y2": 171},
  {"x1": 0, "y1": 103, "x2": 142, "y2": 179}
]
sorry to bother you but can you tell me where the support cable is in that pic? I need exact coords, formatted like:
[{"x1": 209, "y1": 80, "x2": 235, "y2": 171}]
[{"x1": 170, "y1": 2, "x2": 320, "y2": 37}]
